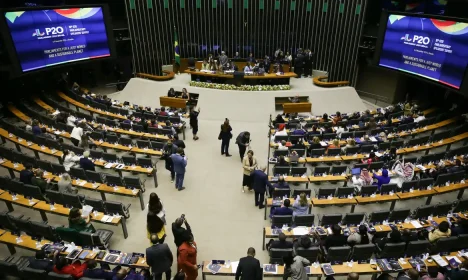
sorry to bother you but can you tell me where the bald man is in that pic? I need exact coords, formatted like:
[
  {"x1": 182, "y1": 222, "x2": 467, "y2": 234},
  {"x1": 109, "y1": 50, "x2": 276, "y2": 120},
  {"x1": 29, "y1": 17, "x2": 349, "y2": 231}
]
[{"x1": 348, "y1": 273, "x2": 359, "y2": 280}]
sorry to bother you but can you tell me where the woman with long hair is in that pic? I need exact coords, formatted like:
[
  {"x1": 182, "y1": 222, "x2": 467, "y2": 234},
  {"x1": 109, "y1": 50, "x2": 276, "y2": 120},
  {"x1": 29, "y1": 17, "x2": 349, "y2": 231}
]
[
  {"x1": 219, "y1": 118, "x2": 232, "y2": 157},
  {"x1": 283, "y1": 253, "x2": 310, "y2": 280},
  {"x1": 69, "y1": 207, "x2": 94, "y2": 232},
  {"x1": 292, "y1": 193, "x2": 309, "y2": 216},
  {"x1": 58, "y1": 173, "x2": 77, "y2": 194},
  {"x1": 181, "y1": 88, "x2": 189, "y2": 100},
  {"x1": 347, "y1": 224, "x2": 372, "y2": 246},
  {"x1": 147, "y1": 211, "x2": 166, "y2": 243},
  {"x1": 62, "y1": 150, "x2": 80, "y2": 171},
  {"x1": 147, "y1": 192, "x2": 166, "y2": 224}
]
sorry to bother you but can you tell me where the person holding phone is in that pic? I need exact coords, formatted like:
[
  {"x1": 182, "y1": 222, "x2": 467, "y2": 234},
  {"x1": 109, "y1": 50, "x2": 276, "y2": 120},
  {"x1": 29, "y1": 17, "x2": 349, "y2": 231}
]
[
  {"x1": 177, "y1": 233, "x2": 198, "y2": 280},
  {"x1": 172, "y1": 216, "x2": 193, "y2": 253}
]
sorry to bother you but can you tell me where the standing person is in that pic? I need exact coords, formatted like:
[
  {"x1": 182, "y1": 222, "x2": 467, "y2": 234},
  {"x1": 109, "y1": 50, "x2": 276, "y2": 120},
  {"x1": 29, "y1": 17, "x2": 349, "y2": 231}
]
[
  {"x1": 70, "y1": 122, "x2": 86, "y2": 146},
  {"x1": 171, "y1": 148, "x2": 187, "y2": 191},
  {"x1": 219, "y1": 118, "x2": 233, "y2": 157},
  {"x1": 189, "y1": 107, "x2": 200, "y2": 141},
  {"x1": 235, "y1": 131, "x2": 251, "y2": 161},
  {"x1": 304, "y1": 49, "x2": 313, "y2": 77},
  {"x1": 177, "y1": 233, "x2": 198, "y2": 280},
  {"x1": 147, "y1": 211, "x2": 166, "y2": 243},
  {"x1": 162, "y1": 140, "x2": 178, "y2": 183},
  {"x1": 283, "y1": 254, "x2": 310, "y2": 280},
  {"x1": 235, "y1": 247, "x2": 262, "y2": 280},
  {"x1": 148, "y1": 192, "x2": 166, "y2": 224},
  {"x1": 242, "y1": 150, "x2": 258, "y2": 192},
  {"x1": 146, "y1": 234, "x2": 173, "y2": 280},
  {"x1": 251, "y1": 166, "x2": 272, "y2": 209},
  {"x1": 172, "y1": 217, "x2": 193, "y2": 252}
]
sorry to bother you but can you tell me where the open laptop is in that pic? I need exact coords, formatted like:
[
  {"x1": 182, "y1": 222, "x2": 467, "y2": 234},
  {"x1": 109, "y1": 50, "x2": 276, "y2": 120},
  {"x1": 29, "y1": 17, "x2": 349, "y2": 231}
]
[
  {"x1": 351, "y1": 168, "x2": 361, "y2": 176},
  {"x1": 289, "y1": 153, "x2": 299, "y2": 162}
]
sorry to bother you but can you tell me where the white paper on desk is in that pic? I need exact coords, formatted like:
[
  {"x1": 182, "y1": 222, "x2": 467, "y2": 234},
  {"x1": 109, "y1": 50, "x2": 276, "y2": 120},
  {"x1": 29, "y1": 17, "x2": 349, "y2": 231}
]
[
  {"x1": 231, "y1": 261, "x2": 239, "y2": 273},
  {"x1": 104, "y1": 163, "x2": 114, "y2": 169},
  {"x1": 431, "y1": 255, "x2": 448, "y2": 266},
  {"x1": 370, "y1": 137, "x2": 378, "y2": 142},
  {"x1": 410, "y1": 220, "x2": 423, "y2": 228},
  {"x1": 79, "y1": 181, "x2": 87, "y2": 186},
  {"x1": 327, "y1": 227, "x2": 333, "y2": 235},
  {"x1": 293, "y1": 227, "x2": 309, "y2": 235},
  {"x1": 168, "y1": 112, "x2": 175, "y2": 116},
  {"x1": 416, "y1": 165, "x2": 426, "y2": 171},
  {"x1": 320, "y1": 141, "x2": 328, "y2": 147},
  {"x1": 101, "y1": 215, "x2": 114, "y2": 223}
]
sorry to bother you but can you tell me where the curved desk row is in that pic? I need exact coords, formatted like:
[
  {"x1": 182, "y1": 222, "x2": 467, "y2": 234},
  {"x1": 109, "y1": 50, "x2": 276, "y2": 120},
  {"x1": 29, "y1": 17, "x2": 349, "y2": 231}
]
[
  {"x1": 184, "y1": 70, "x2": 297, "y2": 86},
  {"x1": 136, "y1": 70, "x2": 175, "y2": 81}
]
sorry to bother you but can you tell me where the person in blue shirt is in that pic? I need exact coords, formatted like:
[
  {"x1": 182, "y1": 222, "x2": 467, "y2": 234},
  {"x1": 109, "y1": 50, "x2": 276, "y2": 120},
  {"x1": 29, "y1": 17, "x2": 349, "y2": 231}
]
[
  {"x1": 373, "y1": 169, "x2": 390, "y2": 190},
  {"x1": 271, "y1": 199, "x2": 294, "y2": 216},
  {"x1": 20, "y1": 163, "x2": 34, "y2": 184},
  {"x1": 32, "y1": 120, "x2": 42, "y2": 135},
  {"x1": 244, "y1": 63, "x2": 253, "y2": 72},
  {"x1": 251, "y1": 166, "x2": 272, "y2": 209},
  {"x1": 171, "y1": 148, "x2": 187, "y2": 191},
  {"x1": 79, "y1": 150, "x2": 95, "y2": 171}
]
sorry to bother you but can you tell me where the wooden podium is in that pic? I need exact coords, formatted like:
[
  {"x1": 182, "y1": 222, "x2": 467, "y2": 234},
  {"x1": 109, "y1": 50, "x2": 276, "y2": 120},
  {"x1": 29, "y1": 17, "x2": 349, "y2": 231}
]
[
  {"x1": 160, "y1": 97, "x2": 187, "y2": 109},
  {"x1": 282, "y1": 102, "x2": 312, "y2": 114}
]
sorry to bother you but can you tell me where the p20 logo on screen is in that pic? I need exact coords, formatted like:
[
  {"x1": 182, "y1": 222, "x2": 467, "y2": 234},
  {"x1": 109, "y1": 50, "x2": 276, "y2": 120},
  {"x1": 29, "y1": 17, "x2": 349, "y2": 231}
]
[
  {"x1": 32, "y1": 26, "x2": 65, "y2": 37},
  {"x1": 401, "y1": 34, "x2": 431, "y2": 45}
]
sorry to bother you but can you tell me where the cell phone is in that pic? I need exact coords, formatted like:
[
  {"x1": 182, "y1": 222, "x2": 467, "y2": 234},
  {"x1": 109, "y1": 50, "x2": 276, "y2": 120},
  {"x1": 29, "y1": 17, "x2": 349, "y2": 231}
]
[{"x1": 197, "y1": 264, "x2": 202, "y2": 269}]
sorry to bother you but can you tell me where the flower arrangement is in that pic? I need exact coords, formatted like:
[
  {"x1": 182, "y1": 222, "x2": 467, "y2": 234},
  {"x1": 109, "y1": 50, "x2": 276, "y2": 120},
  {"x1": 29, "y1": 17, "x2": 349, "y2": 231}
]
[{"x1": 189, "y1": 81, "x2": 291, "y2": 91}]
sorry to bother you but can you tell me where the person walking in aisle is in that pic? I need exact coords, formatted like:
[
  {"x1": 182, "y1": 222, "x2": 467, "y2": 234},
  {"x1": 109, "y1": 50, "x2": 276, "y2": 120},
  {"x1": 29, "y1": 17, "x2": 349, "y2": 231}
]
[
  {"x1": 171, "y1": 148, "x2": 187, "y2": 191},
  {"x1": 189, "y1": 107, "x2": 200, "y2": 140},
  {"x1": 146, "y1": 234, "x2": 173, "y2": 280},
  {"x1": 162, "y1": 140, "x2": 178, "y2": 183},
  {"x1": 236, "y1": 131, "x2": 251, "y2": 161},
  {"x1": 242, "y1": 150, "x2": 257, "y2": 193},
  {"x1": 219, "y1": 118, "x2": 233, "y2": 157},
  {"x1": 235, "y1": 247, "x2": 261, "y2": 280},
  {"x1": 177, "y1": 233, "x2": 198, "y2": 280},
  {"x1": 251, "y1": 166, "x2": 272, "y2": 209}
]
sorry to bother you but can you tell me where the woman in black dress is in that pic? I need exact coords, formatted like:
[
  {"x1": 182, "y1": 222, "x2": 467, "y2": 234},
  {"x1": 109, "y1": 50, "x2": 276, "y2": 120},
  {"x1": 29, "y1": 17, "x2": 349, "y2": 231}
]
[
  {"x1": 189, "y1": 107, "x2": 200, "y2": 140},
  {"x1": 219, "y1": 118, "x2": 232, "y2": 157}
]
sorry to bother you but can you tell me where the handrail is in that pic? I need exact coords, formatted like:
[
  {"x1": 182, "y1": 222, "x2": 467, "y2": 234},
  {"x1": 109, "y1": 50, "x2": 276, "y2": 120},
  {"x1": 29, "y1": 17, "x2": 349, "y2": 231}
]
[
  {"x1": 136, "y1": 70, "x2": 175, "y2": 81},
  {"x1": 356, "y1": 90, "x2": 391, "y2": 104},
  {"x1": 312, "y1": 76, "x2": 349, "y2": 87}
]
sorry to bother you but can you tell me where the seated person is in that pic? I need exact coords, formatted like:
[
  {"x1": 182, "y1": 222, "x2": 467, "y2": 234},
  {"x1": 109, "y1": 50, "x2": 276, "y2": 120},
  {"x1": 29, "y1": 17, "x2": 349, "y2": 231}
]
[
  {"x1": 53, "y1": 256, "x2": 88, "y2": 279},
  {"x1": 273, "y1": 176, "x2": 289, "y2": 189},
  {"x1": 266, "y1": 232, "x2": 293, "y2": 251},
  {"x1": 159, "y1": 107, "x2": 168, "y2": 116},
  {"x1": 168, "y1": 88, "x2": 176, "y2": 97},
  {"x1": 351, "y1": 168, "x2": 373, "y2": 191},
  {"x1": 201, "y1": 60, "x2": 210, "y2": 71},
  {"x1": 28, "y1": 250, "x2": 54, "y2": 272},
  {"x1": 367, "y1": 118, "x2": 377, "y2": 131},
  {"x1": 377, "y1": 228, "x2": 402, "y2": 249},
  {"x1": 396, "y1": 269, "x2": 420, "y2": 280},
  {"x1": 328, "y1": 139, "x2": 340, "y2": 150},
  {"x1": 277, "y1": 140, "x2": 289, "y2": 151},
  {"x1": 79, "y1": 151, "x2": 95, "y2": 171},
  {"x1": 420, "y1": 267, "x2": 445, "y2": 280},
  {"x1": 308, "y1": 125, "x2": 321, "y2": 136},
  {"x1": 324, "y1": 224, "x2": 347, "y2": 249},
  {"x1": 361, "y1": 152, "x2": 377, "y2": 166},
  {"x1": 373, "y1": 169, "x2": 390, "y2": 190},
  {"x1": 68, "y1": 207, "x2": 95, "y2": 233},
  {"x1": 20, "y1": 163, "x2": 34, "y2": 184},
  {"x1": 244, "y1": 62, "x2": 253, "y2": 72},
  {"x1": 31, "y1": 169, "x2": 52, "y2": 192},
  {"x1": 292, "y1": 193, "x2": 308, "y2": 216},
  {"x1": 360, "y1": 135, "x2": 374, "y2": 146},
  {"x1": 332, "y1": 112, "x2": 342, "y2": 125},
  {"x1": 274, "y1": 124, "x2": 288, "y2": 137},
  {"x1": 308, "y1": 136, "x2": 322, "y2": 150},
  {"x1": 291, "y1": 125, "x2": 306, "y2": 136},
  {"x1": 347, "y1": 224, "x2": 373, "y2": 245},
  {"x1": 276, "y1": 156, "x2": 288, "y2": 166},
  {"x1": 294, "y1": 234, "x2": 314, "y2": 250},
  {"x1": 428, "y1": 221, "x2": 451, "y2": 243},
  {"x1": 83, "y1": 260, "x2": 117, "y2": 280},
  {"x1": 342, "y1": 139, "x2": 357, "y2": 154},
  {"x1": 114, "y1": 268, "x2": 149, "y2": 280},
  {"x1": 271, "y1": 199, "x2": 293, "y2": 216},
  {"x1": 273, "y1": 114, "x2": 285, "y2": 125},
  {"x1": 448, "y1": 159, "x2": 463, "y2": 173},
  {"x1": 320, "y1": 113, "x2": 328, "y2": 123},
  {"x1": 446, "y1": 259, "x2": 468, "y2": 280}
]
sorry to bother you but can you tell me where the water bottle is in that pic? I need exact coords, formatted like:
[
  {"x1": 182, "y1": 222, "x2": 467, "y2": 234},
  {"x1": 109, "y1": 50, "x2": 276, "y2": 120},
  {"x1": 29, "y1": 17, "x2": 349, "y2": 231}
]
[{"x1": 226, "y1": 260, "x2": 231, "y2": 268}]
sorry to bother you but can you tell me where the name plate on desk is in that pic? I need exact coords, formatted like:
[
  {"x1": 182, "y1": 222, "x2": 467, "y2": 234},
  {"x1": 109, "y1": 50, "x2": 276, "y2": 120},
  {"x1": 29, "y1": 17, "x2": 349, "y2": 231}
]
[
  {"x1": 331, "y1": 260, "x2": 343, "y2": 265},
  {"x1": 358, "y1": 259, "x2": 370, "y2": 264}
]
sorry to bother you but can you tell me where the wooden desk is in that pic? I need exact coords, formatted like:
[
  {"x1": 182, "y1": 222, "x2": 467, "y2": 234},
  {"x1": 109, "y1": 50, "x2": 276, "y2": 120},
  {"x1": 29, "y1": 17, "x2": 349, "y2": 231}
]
[
  {"x1": 311, "y1": 197, "x2": 357, "y2": 209},
  {"x1": 283, "y1": 103, "x2": 312, "y2": 114},
  {"x1": 268, "y1": 176, "x2": 309, "y2": 184},
  {"x1": 396, "y1": 189, "x2": 438, "y2": 205},
  {"x1": 160, "y1": 96, "x2": 187, "y2": 109},
  {"x1": 33, "y1": 201, "x2": 128, "y2": 239},
  {"x1": 58, "y1": 92, "x2": 127, "y2": 120},
  {"x1": 306, "y1": 156, "x2": 343, "y2": 163},
  {"x1": 97, "y1": 184, "x2": 145, "y2": 210},
  {"x1": 0, "y1": 230, "x2": 52, "y2": 255},
  {"x1": 263, "y1": 227, "x2": 312, "y2": 250},
  {"x1": 308, "y1": 175, "x2": 347, "y2": 183},
  {"x1": 433, "y1": 182, "x2": 468, "y2": 199},
  {"x1": 185, "y1": 70, "x2": 297, "y2": 86},
  {"x1": 0, "y1": 191, "x2": 39, "y2": 212},
  {"x1": 355, "y1": 194, "x2": 399, "y2": 211},
  {"x1": 33, "y1": 97, "x2": 55, "y2": 112}
]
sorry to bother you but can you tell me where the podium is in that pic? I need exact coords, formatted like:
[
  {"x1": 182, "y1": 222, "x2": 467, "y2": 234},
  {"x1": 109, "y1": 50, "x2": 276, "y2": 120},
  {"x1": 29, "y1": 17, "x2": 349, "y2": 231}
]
[
  {"x1": 282, "y1": 102, "x2": 312, "y2": 114},
  {"x1": 160, "y1": 97, "x2": 187, "y2": 109}
]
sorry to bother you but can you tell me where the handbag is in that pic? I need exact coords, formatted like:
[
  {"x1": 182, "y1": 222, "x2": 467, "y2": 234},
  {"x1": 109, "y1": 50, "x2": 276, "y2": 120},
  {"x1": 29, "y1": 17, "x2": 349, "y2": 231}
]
[{"x1": 218, "y1": 131, "x2": 222, "y2": 140}]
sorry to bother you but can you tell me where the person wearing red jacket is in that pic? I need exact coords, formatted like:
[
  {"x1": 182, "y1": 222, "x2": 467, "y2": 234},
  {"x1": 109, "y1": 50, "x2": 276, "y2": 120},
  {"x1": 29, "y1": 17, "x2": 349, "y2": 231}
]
[
  {"x1": 177, "y1": 233, "x2": 198, "y2": 280},
  {"x1": 53, "y1": 256, "x2": 88, "y2": 279}
]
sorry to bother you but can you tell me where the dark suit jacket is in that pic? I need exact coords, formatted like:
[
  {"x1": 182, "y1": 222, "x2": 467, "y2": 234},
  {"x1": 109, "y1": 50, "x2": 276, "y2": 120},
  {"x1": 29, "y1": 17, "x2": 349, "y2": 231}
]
[
  {"x1": 28, "y1": 257, "x2": 54, "y2": 272},
  {"x1": 83, "y1": 268, "x2": 115, "y2": 280},
  {"x1": 251, "y1": 170, "x2": 271, "y2": 193},
  {"x1": 324, "y1": 234, "x2": 347, "y2": 249},
  {"x1": 235, "y1": 256, "x2": 261, "y2": 280},
  {"x1": 20, "y1": 170, "x2": 34, "y2": 184},
  {"x1": 146, "y1": 243, "x2": 173, "y2": 274},
  {"x1": 272, "y1": 207, "x2": 293, "y2": 216},
  {"x1": 79, "y1": 157, "x2": 95, "y2": 171},
  {"x1": 269, "y1": 240, "x2": 293, "y2": 250}
]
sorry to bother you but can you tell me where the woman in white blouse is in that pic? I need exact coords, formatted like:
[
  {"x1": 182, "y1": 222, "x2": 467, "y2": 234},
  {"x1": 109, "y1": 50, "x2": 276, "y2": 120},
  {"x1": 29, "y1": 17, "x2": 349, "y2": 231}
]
[{"x1": 62, "y1": 150, "x2": 80, "y2": 171}]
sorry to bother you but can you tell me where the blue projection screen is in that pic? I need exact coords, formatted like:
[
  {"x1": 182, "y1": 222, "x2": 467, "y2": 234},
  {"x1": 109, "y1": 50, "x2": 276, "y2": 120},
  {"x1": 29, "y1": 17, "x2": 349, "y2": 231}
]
[
  {"x1": 378, "y1": 14, "x2": 468, "y2": 89},
  {"x1": 4, "y1": 7, "x2": 111, "y2": 72}
]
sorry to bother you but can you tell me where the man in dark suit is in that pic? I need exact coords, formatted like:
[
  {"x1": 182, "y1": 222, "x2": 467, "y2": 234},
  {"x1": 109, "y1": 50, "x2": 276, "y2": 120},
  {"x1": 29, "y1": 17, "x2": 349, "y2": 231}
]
[
  {"x1": 304, "y1": 49, "x2": 313, "y2": 77},
  {"x1": 271, "y1": 199, "x2": 293, "y2": 216},
  {"x1": 171, "y1": 148, "x2": 187, "y2": 191},
  {"x1": 79, "y1": 150, "x2": 95, "y2": 171},
  {"x1": 235, "y1": 247, "x2": 261, "y2": 280},
  {"x1": 146, "y1": 234, "x2": 173, "y2": 280},
  {"x1": 266, "y1": 233, "x2": 293, "y2": 251},
  {"x1": 28, "y1": 251, "x2": 54, "y2": 272},
  {"x1": 251, "y1": 167, "x2": 272, "y2": 209},
  {"x1": 83, "y1": 260, "x2": 116, "y2": 280},
  {"x1": 294, "y1": 49, "x2": 304, "y2": 78}
]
